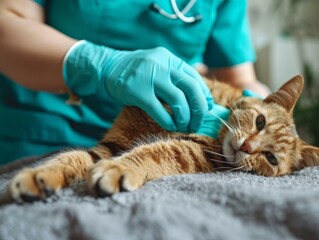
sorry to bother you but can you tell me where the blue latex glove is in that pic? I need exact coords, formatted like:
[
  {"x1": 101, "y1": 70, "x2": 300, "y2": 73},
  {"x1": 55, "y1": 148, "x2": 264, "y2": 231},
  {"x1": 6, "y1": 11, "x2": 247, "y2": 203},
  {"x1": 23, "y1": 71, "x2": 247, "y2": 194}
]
[
  {"x1": 63, "y1": 41, "x2": 213, "y2": 132},
  {"x1": 242, "y1": 89, "x2": 264, "y2": 99},
  {"x1": 196, "y1": 90, "x2": 264, "y2": 138},
  {"x1": 196, "y1": 104, "x2": 230, "y2": 139}
]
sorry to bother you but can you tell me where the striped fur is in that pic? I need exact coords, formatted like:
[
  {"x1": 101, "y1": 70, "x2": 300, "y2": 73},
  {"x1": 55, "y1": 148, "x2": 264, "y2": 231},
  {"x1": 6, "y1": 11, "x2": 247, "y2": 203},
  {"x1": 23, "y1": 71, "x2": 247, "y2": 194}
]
[{"x1": 8, "y1": 75, "x2": 319, "y2": 202}]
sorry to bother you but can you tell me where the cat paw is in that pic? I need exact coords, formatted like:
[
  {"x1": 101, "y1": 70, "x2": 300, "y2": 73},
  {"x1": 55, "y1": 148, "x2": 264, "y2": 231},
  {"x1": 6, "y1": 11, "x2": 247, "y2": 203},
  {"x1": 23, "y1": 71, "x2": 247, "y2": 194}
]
[
  {"x1": 88, "y1": 161, "x2": 144, "y2": 197},
  {"x1": 9, "y1": 167, "x2": 66, "y2": 203}
]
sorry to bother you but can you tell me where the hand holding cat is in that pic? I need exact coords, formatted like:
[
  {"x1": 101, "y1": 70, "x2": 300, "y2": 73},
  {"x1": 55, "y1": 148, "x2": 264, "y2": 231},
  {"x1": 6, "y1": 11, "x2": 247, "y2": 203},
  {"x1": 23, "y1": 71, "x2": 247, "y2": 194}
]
[
  {"x1": 63, "y1": 41, "x2": 213, "y2": 132},
  {"x1": 196, "y1": 90, "x2": 264, "y2": 138}
]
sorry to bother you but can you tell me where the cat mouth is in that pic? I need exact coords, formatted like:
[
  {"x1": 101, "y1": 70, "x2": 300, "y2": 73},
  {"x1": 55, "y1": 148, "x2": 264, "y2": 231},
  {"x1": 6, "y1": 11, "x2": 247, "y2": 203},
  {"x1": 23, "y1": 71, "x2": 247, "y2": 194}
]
[
  {"x1": 225, "y1": 141, "x2": 248, "y2": 168},
  {"x1": 224, "y1": 142, "x2": 236, "y2": 163}
]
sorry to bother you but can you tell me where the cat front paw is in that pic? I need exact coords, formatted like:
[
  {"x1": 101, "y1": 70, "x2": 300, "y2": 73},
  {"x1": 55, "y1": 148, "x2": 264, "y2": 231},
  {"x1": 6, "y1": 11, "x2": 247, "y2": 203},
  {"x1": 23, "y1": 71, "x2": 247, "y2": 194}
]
[
  {"x1": 88, "y1": 160, "x2": 144, "y2": 197},
  {"x1": 9, "y1": 167, "x2": 66, "y2": 203}
]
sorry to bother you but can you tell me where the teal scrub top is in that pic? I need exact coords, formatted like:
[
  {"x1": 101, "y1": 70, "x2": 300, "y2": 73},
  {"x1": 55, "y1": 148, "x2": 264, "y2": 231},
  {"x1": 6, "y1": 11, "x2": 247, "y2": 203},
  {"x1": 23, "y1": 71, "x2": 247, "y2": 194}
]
[{"x1": 0, "y1": 0, "x2": 255, "y2": 164}]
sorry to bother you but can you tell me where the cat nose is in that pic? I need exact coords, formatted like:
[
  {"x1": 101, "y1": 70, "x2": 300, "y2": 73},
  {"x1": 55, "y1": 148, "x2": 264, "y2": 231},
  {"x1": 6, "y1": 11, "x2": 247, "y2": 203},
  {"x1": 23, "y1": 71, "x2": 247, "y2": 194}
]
[{"x1": 240, "y1": 140, "x2": 252, "y2": 154}]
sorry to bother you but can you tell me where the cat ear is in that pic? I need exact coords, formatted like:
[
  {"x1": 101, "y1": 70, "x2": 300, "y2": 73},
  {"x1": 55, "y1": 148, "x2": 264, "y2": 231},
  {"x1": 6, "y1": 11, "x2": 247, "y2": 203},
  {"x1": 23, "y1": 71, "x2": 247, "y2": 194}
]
[
  {"x1": 264, "y1": 75, "x2": 304, "y2": 114},
  {"x1": 297, "y1": 143, "x2": 319, "y2": 170}
]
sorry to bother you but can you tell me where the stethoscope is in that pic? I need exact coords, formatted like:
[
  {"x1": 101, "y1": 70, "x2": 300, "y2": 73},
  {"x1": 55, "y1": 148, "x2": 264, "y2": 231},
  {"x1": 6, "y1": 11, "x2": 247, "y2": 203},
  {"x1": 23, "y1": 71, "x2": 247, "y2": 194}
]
[{"x1": 150, "y1": 0, "x2": 202, "y2": 24}]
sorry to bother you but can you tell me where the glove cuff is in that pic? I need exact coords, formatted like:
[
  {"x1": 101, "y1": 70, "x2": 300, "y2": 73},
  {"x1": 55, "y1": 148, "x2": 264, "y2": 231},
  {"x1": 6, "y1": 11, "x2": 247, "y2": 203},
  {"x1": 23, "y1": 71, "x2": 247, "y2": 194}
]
[
  {"x1": 63, "y1": 40, "x2": 111, "y2": 96},
  {"x1": 62, "y1": 40, "x2": 87, "y2": 82}
]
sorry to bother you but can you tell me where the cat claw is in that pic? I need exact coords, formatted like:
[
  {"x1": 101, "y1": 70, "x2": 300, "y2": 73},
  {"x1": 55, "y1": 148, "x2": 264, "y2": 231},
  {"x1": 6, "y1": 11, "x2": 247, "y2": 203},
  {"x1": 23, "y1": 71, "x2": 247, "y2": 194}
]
[
  {"x1": 20, "y1": 193, "x2": 42, "y2": 203},
  {"x1": 8, "y1": 168, "x2": 61, "y2": 203},
  {"x1": 89, "y1": 161, "x2": 143, "y2": 197},
  {"x1": 94, "y1": 177, "x2": 113, "y2": 198}
]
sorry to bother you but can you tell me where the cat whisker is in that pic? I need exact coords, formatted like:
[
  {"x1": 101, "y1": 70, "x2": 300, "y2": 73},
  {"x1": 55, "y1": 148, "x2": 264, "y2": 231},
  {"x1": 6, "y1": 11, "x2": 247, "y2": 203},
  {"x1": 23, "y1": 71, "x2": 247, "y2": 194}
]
[
  {"x1": 236, "y1": 98, "x2": 245, "y2": 120},
  {"x1": 225, "y1": 119, "x2": 236, "y2": 131},
  {"x1": 204, "y1": 149, "x2": 234, "y2": 158},
  {"x1": 205, "y1": 149, "x2": 244, "y2": 167},
  {"x1": 224, "y1": 165, "x2": 245, "y2": 173},
  {"x1": 234, "y1": 99, "x2": 243, "y2": 124},
  {"x1": 209, "y1": 111, "x2": 235, "y2": 135},
  {"x1": 228, "y1": 158, "x2": 245, "y2": 166},
  {"x1": 208, "y1": 158, "x2": 244, "y2": 168},
  {"x1": 239, "y1": 98, "x2": 243, "y2": 110},
  {"x1": 227, "y1": 103, "x2": 241, "y2": 129},
  {"x1": 242, "y1": 169, "x2": 250, "y2": 177},
  {"x1": 229, "y1": 169, "x2": 250, "y2": 182},
  {"x1": 207, "y1": 158, "x2": 228, "y2": 164},
  {"x1": 214, "y1": 164, "x2": 245, "y2": 172}
]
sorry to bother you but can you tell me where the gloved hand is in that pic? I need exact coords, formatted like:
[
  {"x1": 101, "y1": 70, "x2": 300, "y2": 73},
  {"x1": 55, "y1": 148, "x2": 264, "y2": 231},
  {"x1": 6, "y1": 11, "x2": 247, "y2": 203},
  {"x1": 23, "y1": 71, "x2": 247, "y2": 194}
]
[
  {"x1": 241, "y1": 81, "x2": 271, "y2": 98},
  {"x1": 63, "y1": 41, "x2": 213, "y2": 132},
  {"x1": 242, "y1": 89, "x2": 265, "y2": 99},
  {"x1": 196, "y1": 89, "x2": 265, "y2": 138},
  {"x1": 196, "y1": 104, "x2": 230, "y2": 139}
]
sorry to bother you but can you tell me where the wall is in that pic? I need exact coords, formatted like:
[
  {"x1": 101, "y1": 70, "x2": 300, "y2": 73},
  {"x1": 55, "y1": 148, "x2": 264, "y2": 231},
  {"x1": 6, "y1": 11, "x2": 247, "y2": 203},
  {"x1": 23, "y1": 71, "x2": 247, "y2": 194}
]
[{"x1": 248, "y1": 0, "x2": 319, "y2": 90}]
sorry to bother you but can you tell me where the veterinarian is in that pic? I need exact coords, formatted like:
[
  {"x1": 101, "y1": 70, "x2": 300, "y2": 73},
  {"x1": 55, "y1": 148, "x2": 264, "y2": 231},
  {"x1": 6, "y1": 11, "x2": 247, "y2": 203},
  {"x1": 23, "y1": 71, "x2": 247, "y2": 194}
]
[{"x1": 0, "y1": 0, "x2": 269, "y2": 164}]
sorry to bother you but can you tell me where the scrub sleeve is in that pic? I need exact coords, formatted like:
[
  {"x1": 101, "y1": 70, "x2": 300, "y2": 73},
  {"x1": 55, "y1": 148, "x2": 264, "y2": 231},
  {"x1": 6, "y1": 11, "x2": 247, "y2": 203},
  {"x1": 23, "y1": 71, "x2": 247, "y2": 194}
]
[
  {"x1": 203, "y1": 0, "x2": 256, "y2": 67},
  {"x1": 0, "y1": 0, "x2": 121, "y2": 164}
]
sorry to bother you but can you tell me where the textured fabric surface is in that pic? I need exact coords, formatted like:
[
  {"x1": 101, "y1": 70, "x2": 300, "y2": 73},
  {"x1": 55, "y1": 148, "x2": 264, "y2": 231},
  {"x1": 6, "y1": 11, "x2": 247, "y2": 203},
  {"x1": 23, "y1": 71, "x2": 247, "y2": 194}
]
[{"x1": 0, "y1": 156, "x2": 319, "y2": 240}]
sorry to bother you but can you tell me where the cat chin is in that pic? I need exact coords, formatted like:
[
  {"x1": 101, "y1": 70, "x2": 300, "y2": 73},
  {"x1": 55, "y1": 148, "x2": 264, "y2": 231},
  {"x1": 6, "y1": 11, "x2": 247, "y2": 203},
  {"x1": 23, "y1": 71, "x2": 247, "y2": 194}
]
[
  {"x1": 235, "y1": 151, "x2": 249, "y2": 165},
  {"x1": 225, "y1": 150, "x2": 247, "y2": 166},
  {"x1": 223, "y1": 141, "x2": 236, "y2": 164},
  {"x1": 222, "y1": 133, "x2": 240, "y2": 164},
  {"x1": 223, "y1": 140, "x2": 249, "y2": 167}
]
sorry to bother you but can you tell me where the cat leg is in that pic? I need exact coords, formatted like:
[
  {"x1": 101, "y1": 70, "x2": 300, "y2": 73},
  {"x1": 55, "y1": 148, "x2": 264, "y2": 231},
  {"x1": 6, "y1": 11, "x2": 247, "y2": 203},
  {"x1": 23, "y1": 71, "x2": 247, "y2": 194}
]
[
  {"x1": 8, "y1": 127, "x2": 136, "y2": 203},
  {"x1": 8, "y1": 149, "x2": 99, "y2": 203},
  {"x1": 89, "y1": 138, "x2": 215, "y2": 197}
]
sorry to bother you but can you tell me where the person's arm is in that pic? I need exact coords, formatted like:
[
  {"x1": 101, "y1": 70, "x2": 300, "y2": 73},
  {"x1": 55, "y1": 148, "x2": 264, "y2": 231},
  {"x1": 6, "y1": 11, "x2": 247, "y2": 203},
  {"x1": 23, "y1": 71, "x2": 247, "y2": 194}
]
[
  {"x1": 210, "y1": 62, "x2": 256, "y2": 87},
  {"x1": 202, "y1": 0, "x2": 271, "y2": 97},
  {"x1": 0, "y1": 0, "x2": 214, "y2": 133},
  {"x1": 208, "y1": 63, "x2": 270, "y2": 97},
  {"x1": 0, "y1": 0, "x2": 76, "y2": 92}
]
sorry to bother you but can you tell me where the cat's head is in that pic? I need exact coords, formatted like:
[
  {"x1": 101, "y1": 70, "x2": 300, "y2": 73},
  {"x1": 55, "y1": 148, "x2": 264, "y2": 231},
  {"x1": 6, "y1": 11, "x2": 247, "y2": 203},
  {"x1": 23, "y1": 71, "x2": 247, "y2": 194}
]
[{"x1": 222, "y1": 75, "x2": 319, "y2": 176}]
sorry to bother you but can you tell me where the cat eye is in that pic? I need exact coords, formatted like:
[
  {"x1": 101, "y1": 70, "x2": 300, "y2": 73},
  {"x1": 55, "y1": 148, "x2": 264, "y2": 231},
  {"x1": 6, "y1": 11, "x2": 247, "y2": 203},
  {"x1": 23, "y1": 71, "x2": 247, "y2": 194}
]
[
  {"x1": 256, "y1": 115, "x2": 266, "y2": 131},
  {"x1": 265, "y1": 151, "x2": 278, "y2": 166}
]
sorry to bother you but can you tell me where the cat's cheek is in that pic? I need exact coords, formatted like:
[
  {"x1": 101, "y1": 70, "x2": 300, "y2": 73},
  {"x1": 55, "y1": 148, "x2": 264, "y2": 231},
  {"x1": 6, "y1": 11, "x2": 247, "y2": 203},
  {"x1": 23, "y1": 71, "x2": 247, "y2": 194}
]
[
  {"x1": 222, "y1": 141, "x2": 235, "y2": 163},
  {"x1": 222, "y1": 133, "x2": 233, "y2": 153}
]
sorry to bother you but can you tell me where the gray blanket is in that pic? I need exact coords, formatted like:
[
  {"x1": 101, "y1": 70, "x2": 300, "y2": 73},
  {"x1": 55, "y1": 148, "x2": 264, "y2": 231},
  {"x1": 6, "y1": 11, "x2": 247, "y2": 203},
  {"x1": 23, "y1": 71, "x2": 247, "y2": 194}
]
[{"x1": 0, "y1": 155, "x2": 319, "y2": 240}]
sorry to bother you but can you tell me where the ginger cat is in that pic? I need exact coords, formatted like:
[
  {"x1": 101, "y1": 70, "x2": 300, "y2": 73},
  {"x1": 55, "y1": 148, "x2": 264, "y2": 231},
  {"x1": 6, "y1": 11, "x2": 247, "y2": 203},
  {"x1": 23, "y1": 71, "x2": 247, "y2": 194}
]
[{"x1": 8, "y1": 75, "x2": 319, "y2": 203}]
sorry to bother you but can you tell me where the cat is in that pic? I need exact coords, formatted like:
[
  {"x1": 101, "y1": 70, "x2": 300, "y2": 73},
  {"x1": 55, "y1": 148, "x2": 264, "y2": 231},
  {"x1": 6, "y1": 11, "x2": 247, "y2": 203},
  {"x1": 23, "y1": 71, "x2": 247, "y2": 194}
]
[{"x1": 8, "y1": 75, "x2": 319, "y2": 203}]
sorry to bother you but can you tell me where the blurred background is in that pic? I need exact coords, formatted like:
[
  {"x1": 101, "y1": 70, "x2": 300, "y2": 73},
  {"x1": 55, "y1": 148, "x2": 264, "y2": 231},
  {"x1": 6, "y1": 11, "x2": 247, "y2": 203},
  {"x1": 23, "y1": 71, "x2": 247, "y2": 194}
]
[{"x1": 248, "y1": 0, "x2": 319, "y2": 145}]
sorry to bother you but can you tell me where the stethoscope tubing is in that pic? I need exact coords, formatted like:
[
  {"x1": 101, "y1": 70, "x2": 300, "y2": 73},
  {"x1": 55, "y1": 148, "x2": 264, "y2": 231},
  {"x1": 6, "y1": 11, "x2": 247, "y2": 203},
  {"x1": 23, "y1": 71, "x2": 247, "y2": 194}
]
[{"x1": 150, "y1": 0, "x2": 202, "y2": 23}]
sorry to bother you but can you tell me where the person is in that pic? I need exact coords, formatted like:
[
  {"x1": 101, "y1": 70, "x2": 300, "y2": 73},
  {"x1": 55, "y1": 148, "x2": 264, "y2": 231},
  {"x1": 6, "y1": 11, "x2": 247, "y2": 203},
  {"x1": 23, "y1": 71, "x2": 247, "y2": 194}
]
[{"x1": 0, "y1": 0, "x2": 269, "y2": 165}]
